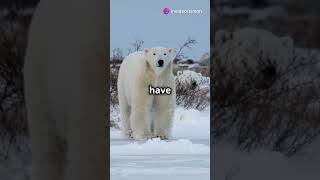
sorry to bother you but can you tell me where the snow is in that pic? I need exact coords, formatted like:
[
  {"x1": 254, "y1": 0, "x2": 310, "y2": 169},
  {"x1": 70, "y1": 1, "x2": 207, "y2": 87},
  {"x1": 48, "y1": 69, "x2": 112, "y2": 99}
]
[
  {"x1": 214, "y1": 139, "x2": 320, "y2": 180},
  {"x1": 110, "y1": 106, "x2": 210, "y2": 180},
  {"x1": 172, "y1": 107, "x2": 210, "y2": 140},
  {"x1": 111, "y1": 138, "x2": 209, "y2": 155}
]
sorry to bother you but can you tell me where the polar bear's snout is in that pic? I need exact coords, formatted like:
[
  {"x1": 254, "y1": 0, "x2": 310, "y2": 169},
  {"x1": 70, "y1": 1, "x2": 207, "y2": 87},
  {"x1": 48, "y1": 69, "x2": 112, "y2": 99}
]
[{"x1": 157, "y1": 59, "x2": 164, "y2": 67}]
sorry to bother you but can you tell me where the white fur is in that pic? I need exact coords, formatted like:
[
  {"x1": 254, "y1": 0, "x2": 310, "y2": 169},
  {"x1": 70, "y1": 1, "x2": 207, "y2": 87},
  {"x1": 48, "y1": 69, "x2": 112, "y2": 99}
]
[
  {"x1": 117, "y1": 47, "x2": 176, "y2": 140},
  {"x1": 23, "y1": 0, "x2": 107, "y2": 180},
  {"x1": 176, "y1": 70, "x2": 203, "y2": 86}
]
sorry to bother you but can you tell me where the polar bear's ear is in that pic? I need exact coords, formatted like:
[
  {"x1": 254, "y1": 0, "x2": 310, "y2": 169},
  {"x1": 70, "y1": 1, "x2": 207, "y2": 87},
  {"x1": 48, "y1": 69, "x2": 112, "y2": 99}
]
[
  {"x1": 144, "y1": 48, "x2": 149, "y2": 54},
  {"x1": 177, "y1": 71, "x2": 183, "y2": 76},
  {"x1": 168, "y1": 48, "x2": 173, "y2": 53}
]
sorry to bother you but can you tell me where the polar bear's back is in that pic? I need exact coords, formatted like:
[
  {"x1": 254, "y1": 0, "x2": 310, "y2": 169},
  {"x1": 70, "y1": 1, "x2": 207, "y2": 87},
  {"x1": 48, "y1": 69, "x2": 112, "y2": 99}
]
[
  {"x1": 117, "y1": 51, "x2": 146, "y2": 104},
  {"x1": 118, "y1": 51, "x2": 145, "y2": 82},
  {"x1": 120, "y1": 51, "x2": 145, "y2": 73}
]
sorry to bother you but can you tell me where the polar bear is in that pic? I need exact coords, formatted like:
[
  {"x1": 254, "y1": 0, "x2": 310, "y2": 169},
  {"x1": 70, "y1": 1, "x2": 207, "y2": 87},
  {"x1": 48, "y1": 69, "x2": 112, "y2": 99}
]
[
  {"x1": 176, "y1": 70, "x2": 210, "y2": 91},
  {"x1": 214, "y1": 28, "x2": 294, "y2": 73},
  {"x1": 176, "y1": 70, "x2": 204, "y2": 88},
  {"x1": 214, "y1": 28, "x2": 295, "y2": 89},
  {"x1": 23, "y1": 1, "x2": 107, "y2": 180},
  {"x1": 117, "y1": 47, "x2": 176, "y2": 140}
]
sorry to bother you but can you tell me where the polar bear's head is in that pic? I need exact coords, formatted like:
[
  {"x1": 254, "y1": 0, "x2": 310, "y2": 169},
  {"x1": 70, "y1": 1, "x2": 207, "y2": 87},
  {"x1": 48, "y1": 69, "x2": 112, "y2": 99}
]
[
  {"x1": 176, "y1": 70, "x2": 204, "y2": 89},
  {"x1": 144, "y1": 47, "x2": 173, "y2": 76}
]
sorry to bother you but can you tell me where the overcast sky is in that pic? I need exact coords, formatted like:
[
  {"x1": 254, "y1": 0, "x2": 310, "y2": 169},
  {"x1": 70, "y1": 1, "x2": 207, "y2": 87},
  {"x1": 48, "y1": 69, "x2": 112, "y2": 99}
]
[{"x1": 110, "y1": 0, "x2": 210, "y2": 60}]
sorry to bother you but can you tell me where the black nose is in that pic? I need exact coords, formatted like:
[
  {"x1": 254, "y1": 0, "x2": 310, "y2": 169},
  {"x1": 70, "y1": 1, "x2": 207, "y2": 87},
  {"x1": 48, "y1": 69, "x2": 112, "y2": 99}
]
[{"x1": 158, "y1": 60, "x2": 164, "y2": 66}]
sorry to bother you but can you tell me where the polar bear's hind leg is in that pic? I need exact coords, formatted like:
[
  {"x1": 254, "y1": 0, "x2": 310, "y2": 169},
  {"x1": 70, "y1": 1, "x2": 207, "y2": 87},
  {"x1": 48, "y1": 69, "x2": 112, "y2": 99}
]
[{"x1": 119, "y1": 100, "x2": 132, "y2": 138}]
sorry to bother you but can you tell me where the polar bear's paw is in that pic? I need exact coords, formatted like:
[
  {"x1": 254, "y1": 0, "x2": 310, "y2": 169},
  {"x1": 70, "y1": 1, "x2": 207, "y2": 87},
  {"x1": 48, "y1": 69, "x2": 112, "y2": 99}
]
[
  {"x1": 132, "y1": 129, "x2": 152, "y2": 140},
  {"x1": 153, "y1": 129, "x2": 171, "y2": 140},
  {"x1": 121, "y1": 129, "x2": 133, "y2": 139},
  {"x1": 154, "y1": 135, "x2": 169, "y2": 140}
]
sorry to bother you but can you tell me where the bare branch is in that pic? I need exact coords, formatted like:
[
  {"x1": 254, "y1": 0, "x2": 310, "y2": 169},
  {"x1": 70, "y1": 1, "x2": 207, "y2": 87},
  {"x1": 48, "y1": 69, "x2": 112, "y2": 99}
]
[
  {"x1": 174, "y1": 37, "x2": 197, "y2": 61},
  {"x1": 130, "y1": 40, "x2": 144, "y2": 52}
]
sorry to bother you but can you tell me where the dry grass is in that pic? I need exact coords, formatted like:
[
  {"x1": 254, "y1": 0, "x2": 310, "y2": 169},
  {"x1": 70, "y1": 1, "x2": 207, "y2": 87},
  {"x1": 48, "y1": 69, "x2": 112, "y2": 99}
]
[
  {"x1": 0, "y1": 14, "x2": 30, "y2": 159},
  {"x1": 212, "y1": 47, "x2": 320, "y2": 156}
]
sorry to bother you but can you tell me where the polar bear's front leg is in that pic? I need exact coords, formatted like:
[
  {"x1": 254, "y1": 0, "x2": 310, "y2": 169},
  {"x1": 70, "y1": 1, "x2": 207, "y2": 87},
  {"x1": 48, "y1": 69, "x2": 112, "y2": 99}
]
[
  {"x1": 130, "y1": 90, "x2": 153, "y2": 140},
  {"x1": 153, "y1": 96, "x2": 175, "y2": 140}
]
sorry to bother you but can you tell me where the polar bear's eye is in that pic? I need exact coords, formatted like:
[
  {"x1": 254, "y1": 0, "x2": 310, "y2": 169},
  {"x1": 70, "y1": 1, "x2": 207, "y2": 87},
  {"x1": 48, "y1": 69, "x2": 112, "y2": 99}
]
[
  {"x1": 164, "y1": 53, "x2": 167, "y2": 55},
  {"x1": 153, "y1": 53, "x2": 156, "y2": 56}
]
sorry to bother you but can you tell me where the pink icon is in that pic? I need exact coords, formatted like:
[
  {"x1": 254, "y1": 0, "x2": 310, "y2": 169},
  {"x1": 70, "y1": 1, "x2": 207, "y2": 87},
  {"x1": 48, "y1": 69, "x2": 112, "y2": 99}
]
[{"x1": 163, "y1": 7, "x2": 170, "y2": 14}]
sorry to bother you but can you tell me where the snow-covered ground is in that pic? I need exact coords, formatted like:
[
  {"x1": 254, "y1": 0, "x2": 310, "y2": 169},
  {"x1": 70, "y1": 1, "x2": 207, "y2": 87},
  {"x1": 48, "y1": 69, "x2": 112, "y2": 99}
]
[
  {"x1": 110, "y1": 107, "x2": 210, "y2": 180},
  {"x1": 213, "y1": 138, "x2": 320, "y2": 180}
]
